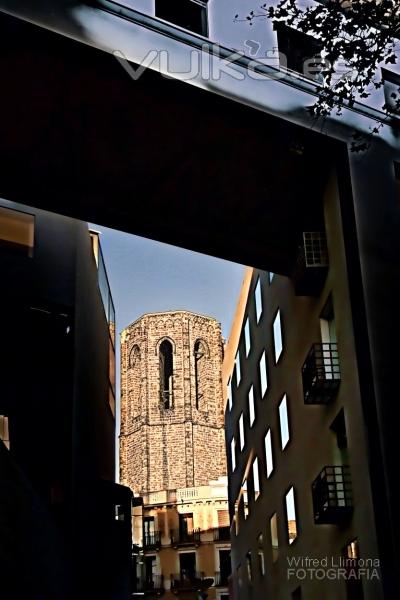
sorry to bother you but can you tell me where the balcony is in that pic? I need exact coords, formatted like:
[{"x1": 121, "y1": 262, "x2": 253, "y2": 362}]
[
  {"x1": 170, "y1": 528, "x2": 201, "y2": 548},
  {"x1": 312, "y1": 466, "x2": 353, "y2": 525},
  {"x1": 136, "y1": 575, "x2": 165, "y2": 596},
  {"x1": 291, "y1": 232, "x2": 329, "y2": 296},
  {"x1": 302, "y1": 343, "x2": 341, "y2": 404},
  {"x1": 170, "y1": 572, "x2": 212, "y2": 595},
  {"x1": 143, "y1": 531, "x2": 162, "y2": 551},
  {"x1": 213, "y1": 526, "x2": 231, "y2": 542},
  {"x1": 214, "y1": 571, "x2": 229, "y2": 587}
]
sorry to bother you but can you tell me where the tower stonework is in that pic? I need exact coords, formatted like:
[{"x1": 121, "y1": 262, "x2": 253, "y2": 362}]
[{"x1": 120, "y1": 311, "x2": 226, "y2": 494}]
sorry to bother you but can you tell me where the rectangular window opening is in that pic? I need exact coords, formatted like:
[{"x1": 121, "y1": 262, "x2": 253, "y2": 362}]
[
  {"x1": 244, "y1": 316, "x2": 251, "y2": 356},
  {"x1": 227, "y1": 377, "x2": 233, "y2": 411},
  {"x1": 235, "y1": 350, "x2": 241, "y2": 386},
  {"x1": 259, "y1": 351, "x2": 268, "y2": 398},
  {"x1": 252, "y1": 457, "x2": 260, "y2": 500},
  {"x1": 270, "y1": 513, "x2": 279, "y2": 562},
  {"x1": 0, "y1": 206, "x2": 34, "y2": 257},
  {"x1": 231, "y1": 437, "x2": 236, "y2": 472},
  {"x1": 264, "y1": 429, "x2": 274, "y2": 478},
  {"x1": 248, "y1": 385, "x2": 255, "y2": 427},
  {"x1": 155, "y1": 0, "x2": 209, "y2": 37},
  {"x1": 285, "y1": 486, "x2": 298, "y2": 545},
  {"x1": 255, "y1": 277, "x2": 263, "y2": 322},
  {"x1": 273, "y1": 310, "x2": 283, "y2": 363},
  {"x1": 239, "y1": 413, "x2": 245, "y2": 451},
  {"x1": 279, "y1": 395, "x2": 290, "y2": 450},
  {"x1": 276, "y1": 24, "x2": 324, "y2": 81}
]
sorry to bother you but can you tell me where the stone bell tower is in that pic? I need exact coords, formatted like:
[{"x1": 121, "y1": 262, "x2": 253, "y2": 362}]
[{"x1": 120, "y1": 310, "x2": 226, "y2": 494}]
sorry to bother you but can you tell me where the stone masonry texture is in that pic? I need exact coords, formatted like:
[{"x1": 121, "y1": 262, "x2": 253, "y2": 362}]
[{"x1": 120, "y1": 311, "x2": 227, "y2": 494}]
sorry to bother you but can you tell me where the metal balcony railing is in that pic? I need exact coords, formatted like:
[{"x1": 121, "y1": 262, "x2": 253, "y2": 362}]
[
  {"x1": 136, "y1": 574, "x2": 165, "y2": 594},
  {"x1": 170, "y1": 528, "x2": 201, "y2": 547},
  {"x1": 214, "y1": 571, "x2": 230, "y2": 587},
  {"x1": 213, "y1": 526, "x2": 231, "y2": 542},
  {"x1": 312, "y1": 466, "x2": 353, "y2": 524},
  {"x1": 170, "y1": 571, "x2": 204, "y2": 592},
  {"x1": 143, "y1": 531, "x2": 162, "y2": 550},
  {"x1": 302, "y1": 343, "x2": 341, "y2": 404}
]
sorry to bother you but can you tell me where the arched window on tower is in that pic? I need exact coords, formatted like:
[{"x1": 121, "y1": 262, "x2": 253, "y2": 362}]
[
  {"x1": 159, "y1": 340, "x2": 173, "y2": 409},
  {"x1": 194, "y1": 339, "x2": 208, "y2": 410}
]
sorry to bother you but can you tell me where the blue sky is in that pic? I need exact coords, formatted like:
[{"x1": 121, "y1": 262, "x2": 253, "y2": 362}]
[
  {"x1": 93, "y1": 224, "x2": 245, "y2": 340},
  {"x1": 92, "y1": 224, "x2": 244, "y2": 463}
]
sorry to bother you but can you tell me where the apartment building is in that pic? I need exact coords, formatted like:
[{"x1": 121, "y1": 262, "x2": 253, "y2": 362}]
[
  {"x1": 131, "y1": 477, "x2": 231, "y2": 600},
  {"x1": 120, "y1": 311, "x2": 231, "y2": 598},
  {"x1": 223, "y1": 222, "x2": 384, "y2": 596}
]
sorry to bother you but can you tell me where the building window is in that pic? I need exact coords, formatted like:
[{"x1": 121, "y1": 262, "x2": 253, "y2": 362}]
[
  {"x1": 320, "y1": 296, "x2": 337, "y2": 344},
  {"x1": 248, "y1": 385, "x2": 256, "y2": 427},
  {"x1": 155, "y1": 0, "x2": 209, "y2": 37},
  {"x1": 285, "y1": 487, "x2": 298, "y2": 544},
  {"x1": 231, "y1": 437, "x2": 236, "y2": 472},
  {"x1": 279, "y1": 395, "x2": 290, "y2": 450},
  {"x1": 235, "y1": 350, "x2": 241, "y2": 386},
  {"x1": 159, "y1": 339, "x2": 173, "y2": 409},
  {"x1": 179, "y1": 550, "x2": 196, "y2": 578},
  {"x1": 227, "y1": 377, "x2": 233, "y2": 410},
  {"x1": 276, "y1": 24, "x2": 323, "y2": 80},
  {"x1": 194, "y1": 339, "x2": 207, "y2": 410},
  {"x1": 264, "y1": 429, "x2": 274, "y2": 478},
  {"x1": 0, "y1": 415, "x2": 10, "y2": 449},
  {"x1": 257, "y1": 534, "x2": 265, "y2": 576},
  {"x1": 0, "y1": 206, "x2": 34, "y2": 257},
  {"x1": 239, "y1": 413, "x2": 245, "y2": 451},
  {"x1": 270, "y1": 513, "x2": 279, "y2": 562},
  {"x1": 246, "y1": 551, "x2": 252, "y2": 583},
  {"x1": 252, "y1": 457, "x2": 260, "y2": 500},
  {"x1": 259, "y1": 350, "x2": 268, "y2": 398},
  {"x1": 255, "y1": 277, "x2": 262, "y2": 322},
  {"x1": 382, "y1": 68, "x2": 400, "y2": 117},
  {"x1": 242, "y1": 479, "x2": 249, "y2": 519},
  {"x1": 244, "y1": 317, "x2": 251, "y2": 356},
  {"x1": 343, "y1": 539, "x2": 364, "y2": 599},
  {"x1": 234, "y1": 501, "x2": 240, "y2": 535},
  {"x1": 273, "y1": 310, "x2": 283, "y2": 363}
]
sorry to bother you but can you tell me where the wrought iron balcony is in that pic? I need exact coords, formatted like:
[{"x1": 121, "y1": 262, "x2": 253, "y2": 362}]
[
  {"x1": 292, "y1": 232, "x2": 329, "y2": 296},
  {"x1": 312, "y1": 466, "x2": 353, "y2": 525},
  {"x1": 302, "y1": 343, "x2": 341, "y2": 404},
  {"x1": 143, "y1": 531, "x2": 162, "y2": 550},
  {"x1": 213, "y1": 526, "x2": 231, "y2": 542},
  {"x1": 214, "y1": 571, "x2": 229, "y2": 587},
  {"x1": 136, "y1": 574, "x2": 165, "y2": 595},
  {"x1": 170, "y1": 528, "x2": 201, "y2": 547},
  {"x1": 170, "y1": 571, "x2": 205, "y2": 594}
]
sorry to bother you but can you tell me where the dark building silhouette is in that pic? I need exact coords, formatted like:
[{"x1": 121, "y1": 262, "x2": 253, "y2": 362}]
[{"x1": 0, "y1": 199, "x2": 132, "y2": 600}]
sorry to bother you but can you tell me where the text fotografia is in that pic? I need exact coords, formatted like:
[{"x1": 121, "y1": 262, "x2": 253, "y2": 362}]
[{"x1": 287, "y1": 556, "x2": 380, "y2": 581}]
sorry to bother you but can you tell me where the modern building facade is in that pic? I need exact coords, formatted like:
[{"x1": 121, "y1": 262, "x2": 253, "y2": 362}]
[
  {"x1": 0, "y1": 199, "x2": 132, "y2": 600},
  {"x1": 120, "y1": 310, "x2": 230, "y2": 598},
  {"x1": 223, "y1": 216, "x2": 384, "y2": 596}
]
